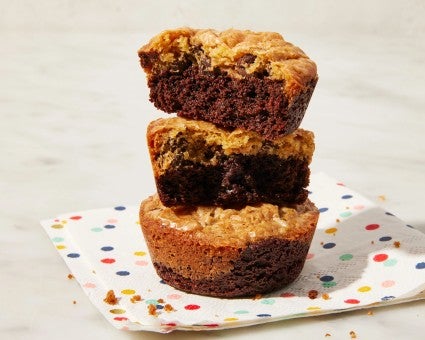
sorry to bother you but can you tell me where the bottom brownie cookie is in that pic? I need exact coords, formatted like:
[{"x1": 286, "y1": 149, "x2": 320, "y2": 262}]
[{"x1": 139, "y1": 194, "x2": 319, "y2": 298}]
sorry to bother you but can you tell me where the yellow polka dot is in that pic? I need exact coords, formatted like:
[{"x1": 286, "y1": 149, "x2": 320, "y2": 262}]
[
  {"x1": 358, "y1": 286, "x2": 371, "y2": 293},
  {"x1": 121, "y1": 289, "x2": 136, "y2": 295},
  {"x1": 134, "y1": 251, "x2": 147, "y2": 256},
  {"x1": 135, "y1": 221, "x2": 140, "y2": 225},
  {"x1": 325, "y1": 227, "x2": 338, "y2": 234},
  {"x1": 224, "y1": 317, "x2": 238, "y2": 322},
  {"x1": 56, "y1": 245, "x2": 66, "y2": 250},
  {"x1": 307, "y1": 306, "x2": 321, "y2": 311},
  {"x1": 51, "y1": 224, "x2": 63, "y2": 229},
  {"x1": 109, "y1": 309, "x2": 126, "y2": 314},
  {"x1": 61, "y1": 220, "x2": 68, "y2": 224}
]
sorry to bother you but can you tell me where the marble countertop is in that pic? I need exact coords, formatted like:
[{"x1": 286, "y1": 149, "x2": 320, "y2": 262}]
[{"x1": 1, "y1": 26, "x2": 424, "y2": 339}]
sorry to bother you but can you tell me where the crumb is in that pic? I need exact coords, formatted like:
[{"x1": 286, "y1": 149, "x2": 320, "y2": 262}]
[
  {"x1": 378, "y1": 195, "x2": 386, "y2": 201},
  {"x1": 336, "y1": 219, "x2": 340, "y2": 223},
  {"x1": 371, "y1": 240, "x2": 375, "y2": 244},
  {"x1": 394, "y1": 241, "x2": 401, "y2": 248},
  {"x1": 157, "y1": 298, "x2": 164, "y2": 303},
  {"x1": 164, "y1": 303, "x2": 175, "y2": 312},
  {"x1": 308, "y1": 290, "x2": 319, "y2": 299},
  {"x1": 67, "y1": 274, "x2": 74, "y2": 279},
  {"x1": 367, "y1": 310, "x2": 374, "y2": 316},
  {"x1": 72, "y1": 300, "x2": 76, "y2": 304},
  {"x1": 349, "y1": 330, "x2": 357, "y2": 339},
  {"x1": 322, "y1": 293, "x2": 330, "y2": 300},
  {"x1": 320, "y1": 242, "x2": 324, "y2": 245},
  {"x1": 253, "y1": 294, "x2": 263, "y2": 300},
  {"x1": 130, "y1": 295, "x2": 142, "y2": 303},
  {"x1": 103, "y1": 290, "x2": 118, "y2": 305},
  {"x1": 325, "y1": 334, "x2": 331, "y2": 337},
  {"x1": 148, "y1": 303, "x2": 157, "y2": 316}
]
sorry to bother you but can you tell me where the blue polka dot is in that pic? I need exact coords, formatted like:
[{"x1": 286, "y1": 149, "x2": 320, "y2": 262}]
[
  {"x1": 406, "y1": 224, "x2": 414, "y2": 228},
  {"x1": 256, "y1": 314, "x2": 271, "y2": 318},
  {"x1": 116, "y1": 271, "x2": 130, "y2": 276},
  {"x1": 308, "y1": 191, "x2": 313, "y2": 195},
  {"x1": 159, "y1": 279, "x2": 167, "y2": 284},
  {"x1": 381, "y1": 296, "x2": 395, "y2": 301},
  {"x1": 341, "y1": 194, "x2": 353, "y2": 199},
  {"x1": 319, "y1": 207, "x2": 329, "y2": 213},
  {"x1": 320, "y1": 275, "x2": 334, "y2": 282},
  {"x1": 416, "y1": 262, "x2": 425, "y2": 269},
  {"x1": 104, "y1": 224, "x2": 116, "y2": 229},
  {"x1": 379, "y1": 236, "x2": 392, "y2": 242},
  {"x1": 101, "y1": 246, "x2": 114, "y2": 251},
  {"x1": 385, "y1": 212, "x2": 395, "y2": 216},
  {"x1": 67, "y1": 253, "x2": 80, "y2": 258},
  {"x1": 323, "y1": 242, "x2": 336, "y2": 249},
  {"x1": 156, "y1": 304, "x2": 164, "y2": 310},
  {"x1": 114, "y1": 206, "x2": 126, "y2": 211}
]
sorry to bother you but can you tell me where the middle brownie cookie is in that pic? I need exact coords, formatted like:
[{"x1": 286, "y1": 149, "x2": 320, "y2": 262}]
[{"x1": 147, "y1": 117, "x2": 314, "y2": 208}]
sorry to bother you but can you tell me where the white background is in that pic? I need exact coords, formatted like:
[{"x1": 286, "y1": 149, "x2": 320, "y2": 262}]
[{"x1": 1, "y1": 1, "x2": 424, "y2": 339}]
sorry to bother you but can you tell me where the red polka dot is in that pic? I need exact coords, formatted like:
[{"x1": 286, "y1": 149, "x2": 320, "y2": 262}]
[
  {"x1": 101, "y1": 258, "x2": 116, "y2": 264},
  {"x1": 344, "y1": 299, "x2": 360, "y2": 304},
  {"x1": 280, "y1": 292, "x2": 296, "y2": 298},
  {"x1": 365, "y1": 224, "x2": 380, "y2": 231},
  {"x1": 184, "y1": 304, "x2": 200, "y2": 310},
  {"x1": 70, "y1": 215, "x2": 82, "y2": 220},
  {"x1": 114, "y1": 317, "x2": 128, "y2": 321},
  {"x1": 162, "y1": 322, "x2": 177, "y2": 327},
  {"x1": 373, "y1": 253, "x2": 388, "y2": 262},
  {"x1": 204, "y1": 324, "x2": 219, "y2": 327}
]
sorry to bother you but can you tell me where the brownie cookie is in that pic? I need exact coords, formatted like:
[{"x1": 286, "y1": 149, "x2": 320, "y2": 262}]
[
  {"x1": 147, "y1": 117, "x2": 314, "y2": 208},
  {"x1": 139, "y1": 194, "x2": 319, "y2": 298},
  {"x1": 138, "y1": 28, "x2": 318, "y2": 139}
]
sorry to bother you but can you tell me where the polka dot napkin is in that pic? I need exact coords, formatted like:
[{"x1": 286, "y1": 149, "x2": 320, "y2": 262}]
[{"x1": 41, "y1": 173, "x2": 425, "y2": 333}]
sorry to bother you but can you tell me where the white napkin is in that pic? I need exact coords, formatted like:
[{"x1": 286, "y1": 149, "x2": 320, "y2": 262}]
[{"x1": 41, "y1": 173, "x2": 425, "y2": 333}]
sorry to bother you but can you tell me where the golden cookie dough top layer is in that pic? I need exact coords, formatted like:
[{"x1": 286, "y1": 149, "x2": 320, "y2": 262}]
[
  {"x1": 147, "y1": 117, "x2": 314, "y2": 176},
  {"x1": 141, "y1": 194, "x2": 318, "y2": 247},
  {"x1": 139, "y1": 27, "x2": 317, "y2": 95}
]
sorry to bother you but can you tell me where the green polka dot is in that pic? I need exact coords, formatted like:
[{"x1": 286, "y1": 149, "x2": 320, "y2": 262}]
[
  {"x1": 339, "y1": 254, "x2": 353, "y2": 261},
  {"x1": 51, "y1": 237, "x2": 64, "y2": 243},
  {"x1": 261, "y1": 298, "x2": 276, "y2": 305},
  {"x1": 384, "y1": 258, "x2": 398, "y2": 267},
  {"x1": 339, "y1": 211, "x2": 352, "y2": 218},
  {"x1": 322, "y1": 281, "x2": 337, "y2": 288},
  {"x1": 90, "y1": 227, "x2": 103, "y2": 232},
  {"x1": 234, "y1": 310, "x2": 249, "y2": 314},
  {"x1": 145, "y1": 299, "x2": 158, "y2": 305}
]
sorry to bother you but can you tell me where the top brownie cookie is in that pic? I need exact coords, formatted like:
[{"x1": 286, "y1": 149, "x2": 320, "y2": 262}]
[{"x1": 138, "y1": 28, "x2": 318, "y2": 139}]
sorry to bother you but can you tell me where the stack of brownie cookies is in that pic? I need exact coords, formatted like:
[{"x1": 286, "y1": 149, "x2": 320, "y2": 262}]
[{"x1": 138, "y1": 28, "x2": 319, "y2": 298}]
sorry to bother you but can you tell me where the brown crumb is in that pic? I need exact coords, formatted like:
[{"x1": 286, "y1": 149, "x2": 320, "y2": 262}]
[
  {"x1": 320, "y1": 242, "x2": 324, "y2": 245},
  {"x1": 325, "y1": 334, "x2": 331, "y2": 337},
  {"x1": 308, "y1": 290, "x2": 319, "y2": 299},
  {"x1": 67, "y1": 274, "x2": 74, "y2": 279},
  {"x1": 72, "y1": 300, "x2": 76, "y2": 304},
  {"x1": 367, "y1": 310, "x2": 374, "y2": 316},
  {"x1": 336, "y1": 219, "x2": 340, "y2": 223},
  {"x1": 130, "y1": 295, "x2": 142, "y2": 303},
  {"x1": 164, "y1": 303, "x2": 175, "y2": 312},
  {"x1": 378, "y1": 195, "x2": 386, "y2": 201},
  {"x1": 322, "y1": 293, "x2": 330, "y2": 300},
  {"x1": 394, "y1": 241, "x2": 401, "y2": 248},
  {"x1": 371, "y1": 240, "x2": 375, "y2": 244},
  {"x1": 148, "y1": 303, "x2": 157, "y2": 316},
  {"x1": 253, "y1": 294, "x2": 263, "y2": 300},
  {"x1": 349, "y1": 330, "x2": 357, "y2": 339},
  {"x1": 157, "y1": 298, "x2": 164, "y2": 304},
  {"x1": 103, "y1": 290, "x2": 118, "y2": 305}
]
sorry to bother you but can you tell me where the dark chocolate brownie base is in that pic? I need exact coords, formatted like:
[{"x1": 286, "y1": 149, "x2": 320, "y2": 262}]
[
  {"x1": 156, "y1": 153, "x2": 309, "y2": 208},
  {"x1": 153, "y1": 238, "x2": 310, "y2": 298},
  {"x1": 145, "y1": 63, "x2": 317, "y2": 140}
]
